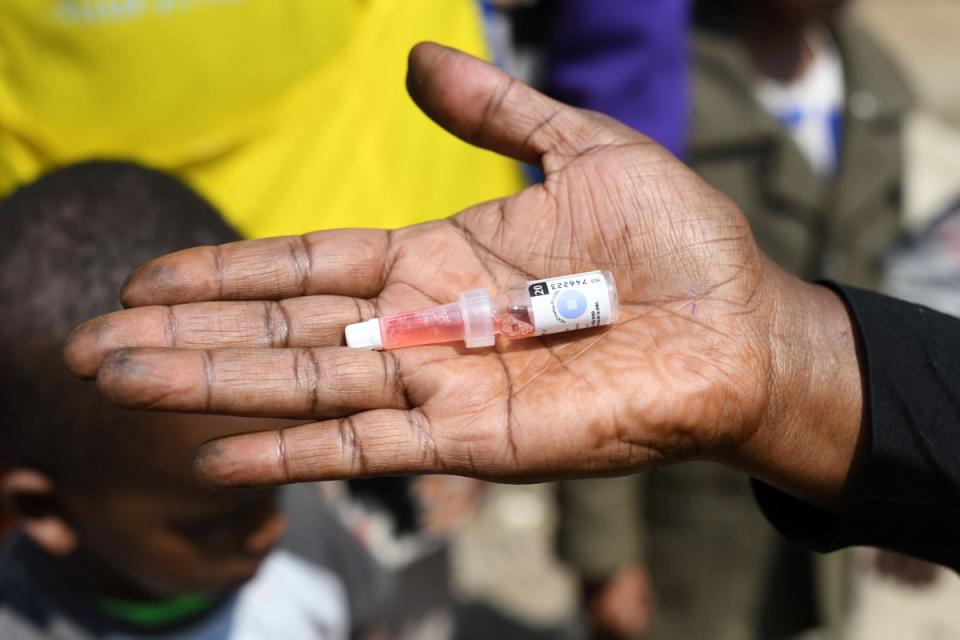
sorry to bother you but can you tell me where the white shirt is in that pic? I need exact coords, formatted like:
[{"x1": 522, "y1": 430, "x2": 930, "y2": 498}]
[{"x1": 755, "y1": 30, "x2": 846, "y2": 178}]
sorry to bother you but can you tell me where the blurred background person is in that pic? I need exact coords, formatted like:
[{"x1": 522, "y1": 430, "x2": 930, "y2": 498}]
[
  {"x1": 539, "y1": 0, "x2": 689, "y2": 158},
  {"x1": 0, "y1": 162, "x2": 388, "y2": 639},
  {"x1": 0, "y1": 1, "x2": 522, "y2": 236},
  {"x1": 458, "y1": 2, "x2": 690, "y2": 638},
  {"x1": 0, "y1": 3, "x2": 516, "y2": 638},
  {"x1": 545, "y1": 0, "x2": 924, "y2": 638},
  {"x1": 537, "y1": 2, "x2": 690, "y2": 638},
  {"x1": 687, "y1": 3, "x2": 920, "y2": 637}
]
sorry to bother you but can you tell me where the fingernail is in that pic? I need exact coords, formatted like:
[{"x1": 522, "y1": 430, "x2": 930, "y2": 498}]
[{"x1": 193, "y1": 432, "x2": 283, "y2": 488}]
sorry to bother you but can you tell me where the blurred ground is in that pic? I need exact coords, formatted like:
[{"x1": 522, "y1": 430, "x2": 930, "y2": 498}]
[
  {"x1": 848, "y1": 551, "x2": 960, "y2": 640},
  {"x1": 452, "y1": 2, "x2": 960, "y2": 639},
  {"x1": 848, "y1": 4, "x2": 960, "y2": 638},
  {"x1": 856, "y1": 0, "x2": 960, "y2": 227}
]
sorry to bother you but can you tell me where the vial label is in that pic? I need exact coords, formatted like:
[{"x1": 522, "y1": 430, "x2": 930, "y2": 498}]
[{"x1": 526, "y1": 271, "x2": 613, "y2": 336}]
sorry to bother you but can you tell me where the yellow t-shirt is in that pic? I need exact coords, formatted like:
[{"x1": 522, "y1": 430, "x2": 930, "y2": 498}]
[{"x1": 0, "y1": 0, "x2": 522, "y2": 237}]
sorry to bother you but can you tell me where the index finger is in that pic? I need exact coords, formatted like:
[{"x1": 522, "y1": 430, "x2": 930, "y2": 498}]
[{"x1": 120, "y1": 228, "x2": 391, "y2": 307}]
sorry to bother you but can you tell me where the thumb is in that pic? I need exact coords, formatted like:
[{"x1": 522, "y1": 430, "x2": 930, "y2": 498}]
[{"x1": 406, "y1": 42, "x2": 632, "y2": 169}]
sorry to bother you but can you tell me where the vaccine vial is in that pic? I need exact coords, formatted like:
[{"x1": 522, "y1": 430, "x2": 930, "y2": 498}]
[{"x1": 345, "y1": 270, "x2": 620, "y2": 350}]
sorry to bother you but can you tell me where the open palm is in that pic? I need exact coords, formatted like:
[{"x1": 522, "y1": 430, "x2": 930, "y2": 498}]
[{"x1": 66, "y1": 43, "x2": 783, "y2": 487}]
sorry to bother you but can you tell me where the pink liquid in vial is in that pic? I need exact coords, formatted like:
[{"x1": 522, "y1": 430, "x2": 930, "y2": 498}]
[
  {"x1": 378, "y1": 303, "x2": 536, "y2": 348},
  {"x1": 348, "y1": 270, "x2": 618, "y2": 351},
  {"x1": 494, "y1": 308, "x2": 535, "y2": 339},
  {"x1": 379, "y1": 304, "x2": 466, "y2": 349}
]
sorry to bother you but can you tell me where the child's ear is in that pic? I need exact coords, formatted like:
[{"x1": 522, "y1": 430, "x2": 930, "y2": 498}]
[{"x1": 0, "y1": 468, "x2": 77, "y2": 556}]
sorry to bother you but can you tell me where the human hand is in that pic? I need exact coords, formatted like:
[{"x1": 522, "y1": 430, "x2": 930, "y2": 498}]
[
  {"x1": 65, "y1": 43, "x2": 863, "y2": 507},
  {"x1": 584, "y1": 564, "x2": 655, "y2": 639}
]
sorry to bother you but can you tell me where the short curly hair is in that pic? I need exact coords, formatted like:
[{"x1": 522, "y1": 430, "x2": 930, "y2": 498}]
[{"x1": 0, "y1": 161, "x2": 239, "y2": 485}]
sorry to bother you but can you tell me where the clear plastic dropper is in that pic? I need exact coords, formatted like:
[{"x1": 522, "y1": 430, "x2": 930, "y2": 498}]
[{"x1": 345, "y1": 270, "x2": 619, "y2": 351}]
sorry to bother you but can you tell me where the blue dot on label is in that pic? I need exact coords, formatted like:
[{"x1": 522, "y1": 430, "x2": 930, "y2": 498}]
[{"x1": 557, "y1": 290, "x2": 587, "y2": 320}]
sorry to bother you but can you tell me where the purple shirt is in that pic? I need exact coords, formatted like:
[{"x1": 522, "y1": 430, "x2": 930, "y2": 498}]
[{"x1": 542, "y1": 0, "x2": 690, "y2": 158}]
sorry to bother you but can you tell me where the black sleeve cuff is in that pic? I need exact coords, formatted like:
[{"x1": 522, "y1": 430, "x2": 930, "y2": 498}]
[{"x1": 753, "y1": 283, "x2": 960, "y2": 569}]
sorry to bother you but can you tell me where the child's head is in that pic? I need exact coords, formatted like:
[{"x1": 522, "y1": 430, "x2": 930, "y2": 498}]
[{"x1": 0, "y1": 162, "x2": 287, "y2": 599}]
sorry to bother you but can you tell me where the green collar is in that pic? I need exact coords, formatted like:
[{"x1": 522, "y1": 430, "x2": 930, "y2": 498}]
[{"x1": 97, "y1": 593, "x2": 216, "y2": 627}]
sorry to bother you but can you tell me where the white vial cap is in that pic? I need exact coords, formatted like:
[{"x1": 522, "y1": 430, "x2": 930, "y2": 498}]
[
  {"x1": 459, "y1": 289, "x2": 495, "y2": 348},
  {"x1": 345, "y1": 318, "x2": 383, "y2": 350}
]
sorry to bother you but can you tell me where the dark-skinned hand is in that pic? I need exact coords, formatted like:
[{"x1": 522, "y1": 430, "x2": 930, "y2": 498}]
[{"x1": 65, "y1": 43, "x2": 863, "y2": 510}]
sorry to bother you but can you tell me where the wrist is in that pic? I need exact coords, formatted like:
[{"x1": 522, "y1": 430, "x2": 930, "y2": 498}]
[{"x1": 731, "y1": 267, "x2": 868, "y2": 511}]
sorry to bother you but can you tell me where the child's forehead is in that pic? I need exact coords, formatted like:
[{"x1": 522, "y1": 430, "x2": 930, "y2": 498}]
[
  {"x1": 116, "y1": 413, "x2": 295, "y2": 480},
  {"x1": 140, "y1": 413, "x2": 295, "y2": 447},
  {"x1": 36, "y1": 385, "x2": 297, "y2": 491}
]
